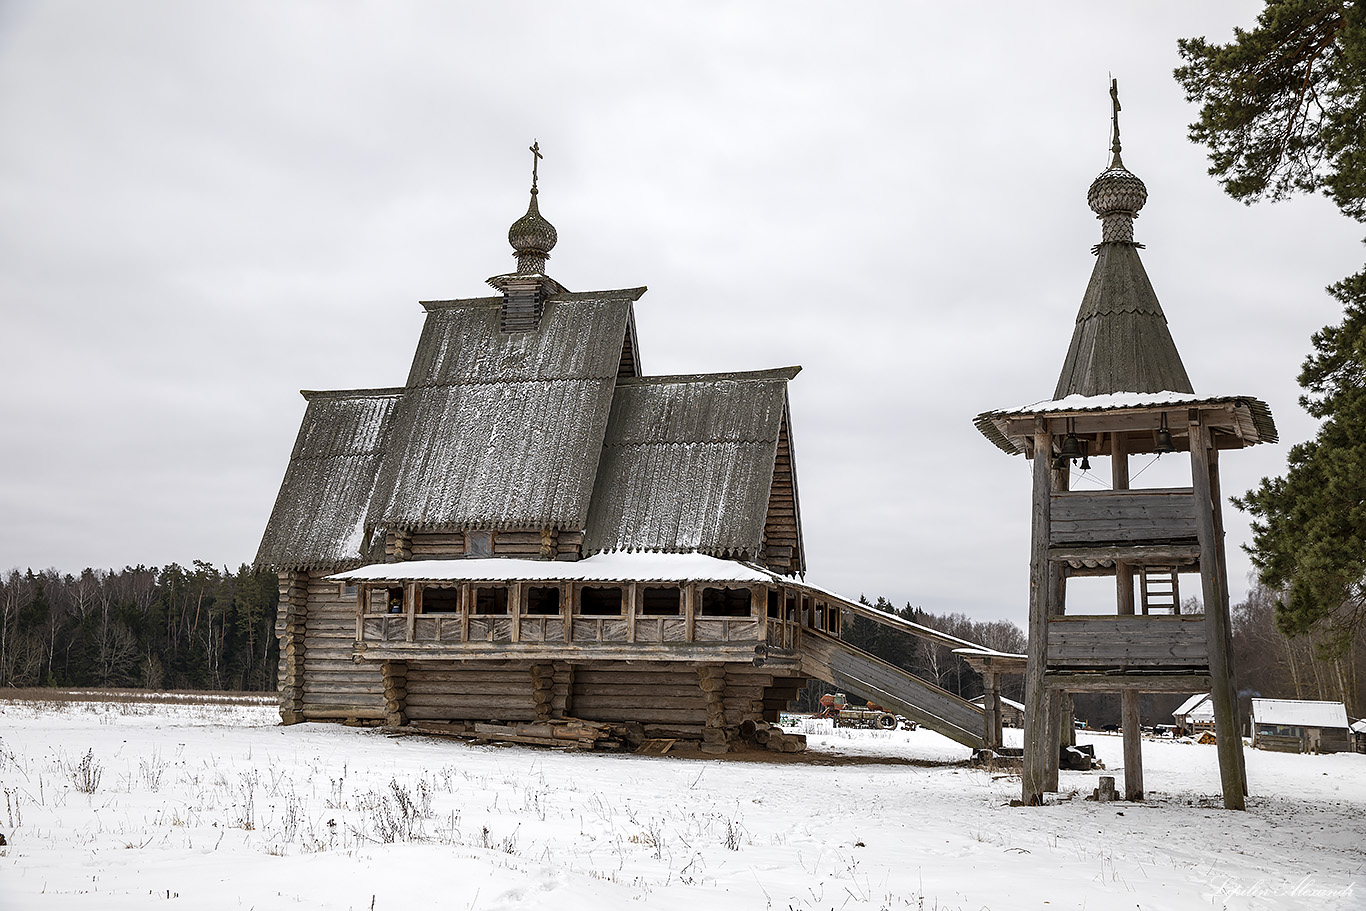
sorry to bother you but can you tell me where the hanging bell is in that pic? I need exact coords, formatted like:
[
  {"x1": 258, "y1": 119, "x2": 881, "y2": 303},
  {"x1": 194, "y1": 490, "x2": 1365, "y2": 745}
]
[
  {"x1": 1154, "y1": 427, "x2": 1175, "y2": 454},
  {"x1": 1059, "y1": 433, "x2": 1083, "y2": 461},
  {"x1": 1079, "y1": 448, "x2": 1091, "y2": 472}
]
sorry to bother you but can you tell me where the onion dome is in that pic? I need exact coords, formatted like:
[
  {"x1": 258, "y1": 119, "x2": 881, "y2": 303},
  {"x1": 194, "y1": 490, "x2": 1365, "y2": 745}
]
[
  {"x1": 509, "y1": 189, "x2": 557, "y2": 274},
  {"x1": 508, "y1": 141, "x2": 557, "y2": 275}
]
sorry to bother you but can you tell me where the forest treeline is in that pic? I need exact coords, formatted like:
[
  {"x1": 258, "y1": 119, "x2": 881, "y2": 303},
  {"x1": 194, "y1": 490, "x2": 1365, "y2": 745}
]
[{"x1": 0, "y1": 563, "x2": 278, "y2": 692}]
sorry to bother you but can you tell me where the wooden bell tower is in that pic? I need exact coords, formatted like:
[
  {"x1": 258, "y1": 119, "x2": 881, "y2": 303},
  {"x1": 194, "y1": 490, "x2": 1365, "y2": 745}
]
[{"x1": 975, "y1": 83, "x2": 1276, "y2": 810}]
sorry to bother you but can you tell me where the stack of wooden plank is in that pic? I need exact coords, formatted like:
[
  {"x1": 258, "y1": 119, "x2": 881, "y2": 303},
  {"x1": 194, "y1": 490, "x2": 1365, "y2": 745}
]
[{"x1": 405, "y1": 718, "x2": 641, "y2": 751}]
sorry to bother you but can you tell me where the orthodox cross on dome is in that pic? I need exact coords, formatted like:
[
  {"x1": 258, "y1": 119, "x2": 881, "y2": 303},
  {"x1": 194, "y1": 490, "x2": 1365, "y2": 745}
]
[
  {"x1": 1109, "y1": 77, "x2": 1124, "y2": 168},
  {"x1": 503, "y1": 140, "x2": 557, "y2": 277}
]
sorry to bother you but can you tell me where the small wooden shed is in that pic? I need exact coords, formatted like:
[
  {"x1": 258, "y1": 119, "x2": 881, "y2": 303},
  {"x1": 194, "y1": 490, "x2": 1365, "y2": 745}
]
[
  {"x1": 1250, "y1": 699, "x2": 1351, "y2": 754},
  {"x1": 1172, "y1": 693, "x2": 1215, "y2": 735}
]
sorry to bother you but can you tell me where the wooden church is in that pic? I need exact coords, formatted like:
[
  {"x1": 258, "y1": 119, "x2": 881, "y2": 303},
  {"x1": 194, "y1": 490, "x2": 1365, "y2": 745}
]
[
  {"x1": 975, "y1": 86, "x2": 1276, "y2": 809},
  {"x1": 255, "y1": 147, "x2": 996, "y2": 752}
]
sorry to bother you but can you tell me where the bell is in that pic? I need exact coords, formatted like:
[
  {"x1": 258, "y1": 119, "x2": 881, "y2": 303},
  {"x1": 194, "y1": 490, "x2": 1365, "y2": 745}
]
[
  {"x1": 1060, "y1": 433, "x2": 1083, "y2": 461},
  {"x1": 1155, "y1": 427, "x2": 1175, "y2": 454},
  {"x1": 1079, "y1": 454, "x2": 1091, "y2": 471}
]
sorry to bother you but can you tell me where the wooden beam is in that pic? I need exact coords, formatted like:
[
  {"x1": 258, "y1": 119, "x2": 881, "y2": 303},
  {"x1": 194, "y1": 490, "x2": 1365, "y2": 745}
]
[
  {"x1": 626, "y1": 582, "x2": 637, "y2": 643},
  {"x1": 1117, "y1": 435, "x2": 1146, "y2": 802},
  {"x1": 1043, "y1": 673, "x2": 1212, "y2": 693},
  {"x1": 684, "y1": 583, "x2": 697, "y2": 643},
  {"x1": 1023, "y1": 419, "x2": 1053, "y2": 805},
  {"x1": 1191, "y1": 414, "x2": 1245, "y2": 810},
  {"x1": 983, "y1": 670, "x2": 1001, "y2": 750}
]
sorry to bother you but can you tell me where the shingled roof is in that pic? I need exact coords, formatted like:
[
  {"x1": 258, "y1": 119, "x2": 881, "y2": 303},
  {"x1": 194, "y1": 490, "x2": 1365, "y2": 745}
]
[
  {"x1": 366, "y1": 288, "x2": 644, "y2": 532},
  {"x1": 583, "y1": 368, "x2": 801, "y2": 564},
  {"x1": 255, "y1": 388, "x2": 402, "y2": 571},
  {"x1": 1053, "y1": 243, "x2": 1193, "y2": 399}
]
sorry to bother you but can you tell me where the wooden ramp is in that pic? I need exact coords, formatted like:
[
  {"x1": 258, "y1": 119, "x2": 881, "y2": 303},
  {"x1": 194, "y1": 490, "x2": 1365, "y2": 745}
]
[{"x1": 800, "y1": 630, "x2": 986, "y2": 750}]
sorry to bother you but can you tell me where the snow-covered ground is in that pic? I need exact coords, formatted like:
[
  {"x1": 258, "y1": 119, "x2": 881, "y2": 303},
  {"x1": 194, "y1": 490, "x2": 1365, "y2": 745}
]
[{"x1": 1, "y1": 697, "x2": 1361, "y2": 910}]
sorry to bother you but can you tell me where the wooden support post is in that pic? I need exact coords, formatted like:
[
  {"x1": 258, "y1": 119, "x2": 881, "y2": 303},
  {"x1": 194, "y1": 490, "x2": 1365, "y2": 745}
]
[
  {"x1": 1061, "y1": 692, "x2": 1076, "y2": 748},
  {"x1": 562, "y1": 583, "x2": 573, "y2": 644},
  {"x1": 1113, "y1": 430, "x2": 1143, "y2": 801},
  {"x1": 1022, "y1": 419, "x2": 1054, "y2": 805},
  {"x1": 699, "y1": 665, "x2": 730, "y2": 754},
  {"x1": 1207, "y1": 447, "x2": 1249, "y2": 797},
  {"x1": 1190, "y1": 412, "x2": 1245, "y2": 810},
  {"x1": 461, "y1": 583, "x2": 472, "y2": 643},
  {"x1": 509, "y1": 582, "x2": 522, "y2": 644},
  {"x1": 1121, "y1": 690, "x2": 1143, "y2": 800},
  {"x1": 626, "y1": 582, "x2": 638, "y2": 643},
  {"x1": 1043, "y1": 454, "x2": 1067, "y2": 793},
  {"x1": 405, "y1": 582, "x2": 417, "y2": 642},
  {"x1": 983, "y1": 670, "x2": 1001, "y2": 750},
  {"x1": 684, "y1": 583, "x2": 697, "y2": 643},
  {"x1": 752, "y1": 584, "x2": 768, "y2": 642},
  {"x1": 354, "y1": 583, "x2": 365, "y2": 642}
]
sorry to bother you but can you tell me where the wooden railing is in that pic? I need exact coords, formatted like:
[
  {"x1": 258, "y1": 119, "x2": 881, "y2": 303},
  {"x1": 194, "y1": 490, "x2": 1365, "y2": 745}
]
[{"x1": 359, "y1": 610, "x2": 781, "y2": 647}]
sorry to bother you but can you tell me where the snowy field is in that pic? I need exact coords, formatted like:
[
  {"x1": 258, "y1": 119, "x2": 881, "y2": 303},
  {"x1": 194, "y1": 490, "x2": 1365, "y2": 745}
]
[{"x1": 0, "y1": 697, "x2": 1361, "y2": 910}]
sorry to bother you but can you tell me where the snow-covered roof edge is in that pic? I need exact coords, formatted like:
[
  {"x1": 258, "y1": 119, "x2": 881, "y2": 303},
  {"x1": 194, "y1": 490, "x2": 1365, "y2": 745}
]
[
  {"x1": 328, "y1": 552, "x2": 788, "y2": 585},
  {"x1": 1173, "y1": 693, "x2": 1210, "y2": 717},
  {"x1": 974, "y1": 391, "x2": 1277, "y2": 454},
  {"x1": 1251, "y1": 699, "x2": 1350, "y2": 729}
]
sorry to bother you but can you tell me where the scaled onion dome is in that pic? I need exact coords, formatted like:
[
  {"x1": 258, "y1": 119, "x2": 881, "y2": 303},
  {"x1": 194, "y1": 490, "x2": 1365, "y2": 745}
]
[
  {"x1": 1087, "y1": 147, "x2": 1146, "y2": 244},
  {"x1": 508, "y1": 188, "x2": 557, "y2": 274}
]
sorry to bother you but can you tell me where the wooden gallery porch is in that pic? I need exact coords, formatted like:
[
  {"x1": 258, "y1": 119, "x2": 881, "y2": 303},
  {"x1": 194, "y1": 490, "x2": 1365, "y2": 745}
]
[{"x1": 270, "y1": 553, "x2": 1003, "y2": 751}]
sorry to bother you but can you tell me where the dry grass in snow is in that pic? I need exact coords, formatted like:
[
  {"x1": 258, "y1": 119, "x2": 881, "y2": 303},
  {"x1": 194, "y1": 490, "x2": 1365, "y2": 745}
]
[{"x1": 0, "y1": 695, "x2": 1361, "y2": 910}]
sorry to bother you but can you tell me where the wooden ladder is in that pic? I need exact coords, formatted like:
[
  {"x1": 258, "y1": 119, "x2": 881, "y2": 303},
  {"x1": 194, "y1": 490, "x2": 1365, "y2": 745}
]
[{"x1": 1140, "y1": 566, "x2": 1179, "y2": 614}]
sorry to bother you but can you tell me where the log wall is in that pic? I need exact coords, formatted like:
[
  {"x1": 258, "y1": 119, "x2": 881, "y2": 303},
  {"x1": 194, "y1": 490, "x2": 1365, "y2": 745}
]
[
  {"x1": 360, "y1": 659, "x2": 802, "y2": 737},
  {"x1": 403, "y1": 660, "x2": 540, "y2": 722},
  {"x1": 762, "y1": 411, "x2": 802, "y2": 574},
  {"x1": 402, "y1": 528, "x2": 585, "y2": 560},
  {"x1": 300, "y1": 571, "x2": 384, "y2": 720}
]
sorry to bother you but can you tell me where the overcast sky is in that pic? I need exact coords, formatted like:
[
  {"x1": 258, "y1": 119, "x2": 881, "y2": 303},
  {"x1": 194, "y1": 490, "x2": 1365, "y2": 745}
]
[{"x1": 2, "y1": 2, "x2": 1361, "y2": 626}]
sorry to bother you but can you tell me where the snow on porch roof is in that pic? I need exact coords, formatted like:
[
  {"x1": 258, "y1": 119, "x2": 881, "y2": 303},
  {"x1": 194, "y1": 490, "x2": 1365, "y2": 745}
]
[
  {"x1": 1251, "y1": 699, "x2": 1350, "y2": 729},
  {"x1": 328, "y1": 552, "x2": 788, "y2": 585}
]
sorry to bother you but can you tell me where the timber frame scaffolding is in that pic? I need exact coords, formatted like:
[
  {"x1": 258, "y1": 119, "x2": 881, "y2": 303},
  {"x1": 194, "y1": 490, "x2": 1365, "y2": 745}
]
[{"x1": 975, "y1": 84, "x2": 1276, "y2": 810}]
